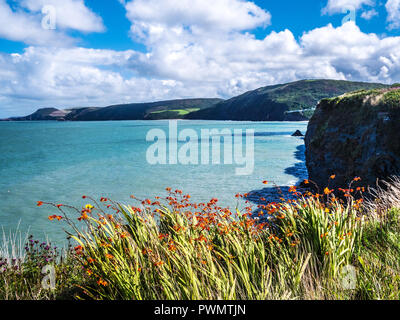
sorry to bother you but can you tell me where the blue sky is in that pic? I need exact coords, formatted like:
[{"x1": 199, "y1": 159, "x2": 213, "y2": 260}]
[{"x1": 0, "y1": 0, "x2": 400, "y2": 117}]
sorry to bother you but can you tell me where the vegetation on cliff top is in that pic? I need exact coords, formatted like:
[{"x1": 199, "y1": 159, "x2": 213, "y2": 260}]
[
  {"x1": 2, "y1": 177, "x2": 400, "y2": 300},
  {"x1": 186, "y1": 79, "x2": 389, "y2": 121}
]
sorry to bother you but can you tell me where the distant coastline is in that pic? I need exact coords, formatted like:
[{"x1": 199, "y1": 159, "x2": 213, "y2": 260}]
[{"x1": 1, "y1": 79, "x2": 389, "y2": 122}]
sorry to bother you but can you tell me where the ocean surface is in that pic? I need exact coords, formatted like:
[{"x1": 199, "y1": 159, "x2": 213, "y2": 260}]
[{"x1": 0, "y1": 120, "x2": 308, "y2": 245}]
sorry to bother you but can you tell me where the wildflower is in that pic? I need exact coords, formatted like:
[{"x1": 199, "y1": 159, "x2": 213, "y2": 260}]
[
  {"x1": 85, "y1": 204, "x2": 94, "y2": 209},
  {"x1": 330, "y1": 175, "x2": 336, "y2": 179},
  {"x1": 354, "y1": 177, "x2": 361, "y2": 182},
  {"x1": 324, "y1": 187, "x2": 332, "y2": 195},
  {"x1": 97, "y1": 279, "x2": 108, "y2": 287},
  {"x1": 56, "y1": 204, "x2": 63, "y2": 208},
  {"x1": 289, "y1": 186, "x2": 297, "y2": 193},
  {"x1": 263, "y1": 180, "x2": 268, "y2": 185},
  {"x1": 303, "y1": 179, "x2": 309, "y2": 184},
  {"x1": 105, "y1": 254, "x2": 114, "y2": 260},
  {"x1": 82, "y1": 195, "x2": 86, "y2": 199},
  {"x1": 86, "y1": 269, "x2": 93, "y2": 276},
  {"x1": 155, "y1": 261, "x2": 164, "y2": 267},
  {"x1": 37, "y1": 201, "x2": 44, "y2": 207},
  {"x1": 78, "y1": 212, "x2": 89, "y2": 221}
]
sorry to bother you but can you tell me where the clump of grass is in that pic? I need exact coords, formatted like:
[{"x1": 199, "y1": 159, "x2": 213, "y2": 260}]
[
  {"x1": 0, "y1": 232, "x2": 84, "y2": 300},
  {"x1": 2, "y1": 177, "x2": 400, "y2": 300},
  {"x1": 36, "y1": 179, "x2": 367, "y2": 300}
]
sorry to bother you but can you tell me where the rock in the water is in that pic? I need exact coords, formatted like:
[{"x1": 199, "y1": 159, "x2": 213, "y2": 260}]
[
  {"x1": 291, "y1": 130, "x2": 304, "y2": 137},
  {"x1": 305, "y1": 88, "x2": 400, "y2": 189}
]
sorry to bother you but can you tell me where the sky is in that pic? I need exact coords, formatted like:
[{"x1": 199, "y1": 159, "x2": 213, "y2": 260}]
[{"x1": 0, "y1": 0, "x2": 400, "y2": 117}]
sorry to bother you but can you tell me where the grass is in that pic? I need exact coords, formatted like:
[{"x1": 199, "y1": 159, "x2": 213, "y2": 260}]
[
  {"x1": 150, "y1": 108, "x2": 201, "y2": 116},
  {"x1": 1, "y1": 178, "x2": 400, "y2": 300}
]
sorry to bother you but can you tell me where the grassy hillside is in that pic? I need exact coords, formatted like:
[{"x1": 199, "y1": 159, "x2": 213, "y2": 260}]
[
  {"x1": 186, "y1": 79, "x2": 389, "y2": 121},
  {"x1": 73, "y1": 99, "x2": 222, "y2": 121}
]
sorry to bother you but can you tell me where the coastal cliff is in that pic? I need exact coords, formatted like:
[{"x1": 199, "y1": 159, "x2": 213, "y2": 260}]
[{"x1": 305, "y1": 87, "x2": 400, "y2": 189}]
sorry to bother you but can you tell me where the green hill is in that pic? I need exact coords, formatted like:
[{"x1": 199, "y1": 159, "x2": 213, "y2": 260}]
[
  {"x1": 185, "y1": 80, "x2": 389, "y2": 121},
  {"x1": 73, "y1": 98, "x2": 222, "y2": 121}
]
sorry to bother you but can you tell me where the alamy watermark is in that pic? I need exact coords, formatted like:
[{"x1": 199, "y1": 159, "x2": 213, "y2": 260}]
[
  {"x1": 342, "y1": 5, "x2": 356, "y2": 25},
  {"x1": 41, "y1": 264, "x2": 56, "y2": 290},
  {"x1": 41, "y1": 5, "x2": 56, "y2": 30},
  {"x1": 146, "y1": 121, "x2": 255, "y2": 176},
  {"x1": 340, "y1": 264, "x2": 357, "y2": 290}
]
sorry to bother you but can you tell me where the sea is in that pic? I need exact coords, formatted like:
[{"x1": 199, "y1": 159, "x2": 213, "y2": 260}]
[{"x1": 0, "y1": 120, "x2": 308, "y2": 245}]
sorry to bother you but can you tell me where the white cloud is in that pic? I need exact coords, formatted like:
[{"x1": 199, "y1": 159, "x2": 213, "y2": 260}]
[
  {"x1": 322, "y1": 0, "x2": 374, "y2": 14},
  {"x1": 361, "y1": 8, "x2": 379, "y2": 19},
  {"x1": 0, "y1": 0, "x2": 72, "y2": 45},
  {"x1": 0, "y1": 0, "x2": 104, "y2": 46},
  {"x1": 20, "y1": 0, "x2": 104, "y2": 32},
  {"x1": 125, "y1": 0, "x2": 270, "y2": 36},
  {"x1": 2, "y1": 0, "x2": 400, "y2": 118},
  {"x1": 386, "y1": 0, "x2": 400, "y2": 29}
]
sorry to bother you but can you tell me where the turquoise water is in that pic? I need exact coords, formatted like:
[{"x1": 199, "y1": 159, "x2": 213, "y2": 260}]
[{"x1": 0, "y1": 120, "x2": 308, "y2": 244}]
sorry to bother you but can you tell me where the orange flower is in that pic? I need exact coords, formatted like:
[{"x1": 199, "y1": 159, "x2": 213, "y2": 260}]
[
  {"x1": 97, "y1": 278, "x2": 108, "y2": 286},
  {"x1": 37, "y1": 201, "x2": 44, "y2": 207},
  {"x1": 324, "y1": 187, "x2": 332, "y2": 195},
  {"x1": 354, "y1": 177, "x2": 361, "y2": 182},
  {"x1": 78, "y1": 212, "x2": 89, "y2": 221},
  {"x1": 105, "y1": 253, "x2": 114, "y2": 260},
  {"x1": 303, "y1": 179, "x2": 309, "y2": 184},
  {"x1": 263, "y1": 180, "x2": 268, "y2": 185},
  {"x1": 330, "y1": 175, "x2": 336, "y2": 179}
]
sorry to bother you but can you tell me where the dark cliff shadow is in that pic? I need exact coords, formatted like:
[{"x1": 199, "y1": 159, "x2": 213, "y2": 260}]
[
  {"x1": 245, "y1": 139, "x2": 308, "y2": 221},
  {"x1": 284, "y1": 142, "x2": 308, "y2": 184}
]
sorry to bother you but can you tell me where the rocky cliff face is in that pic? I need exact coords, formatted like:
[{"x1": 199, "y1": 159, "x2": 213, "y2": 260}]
[{"x1": 305, "y1": 87, "x2": 400, "y2": 189}]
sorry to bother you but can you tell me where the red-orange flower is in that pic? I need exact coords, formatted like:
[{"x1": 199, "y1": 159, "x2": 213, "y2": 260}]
[
  {"x1": 37, "y1": 201, "x2": 43, "y2": 207},
  {"x1": 97, "y1": 279, "x2": 108, "y2": 286}
]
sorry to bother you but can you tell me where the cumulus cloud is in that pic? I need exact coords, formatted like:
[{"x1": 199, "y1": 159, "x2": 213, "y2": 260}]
[
  {"x1": 0, "y1": 0, "x2": 104, "y2": 46},
  {"x1": 125, "y1": 0, "x2": 270, "y2": 36},
  {"x1": 0, "y1": 0, "x2": 72, "y2": 45},
  {"x1": 20, "y1": 0, "x2": 105, "y2": 32},
  {"x1": 322, "y1": 0, "x2": 374, "y2": 14},
  {"x1": 1, "y1": 0, "x2": 400, "y2": 118},
  {"x1": 386, "y1": 0, "x2": 400, "y2": 29}
]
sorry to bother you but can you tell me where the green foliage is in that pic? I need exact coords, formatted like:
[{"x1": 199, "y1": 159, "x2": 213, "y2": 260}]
[
  {"x1": 2, "y1": 186, "x2": 400, "y2": 300},
  {"x1": 187, "y1": 79, "x2": 389, "y2": 121},
  {"x1": 0, "y1": 236, "x2": 84, "y2": 300}
]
